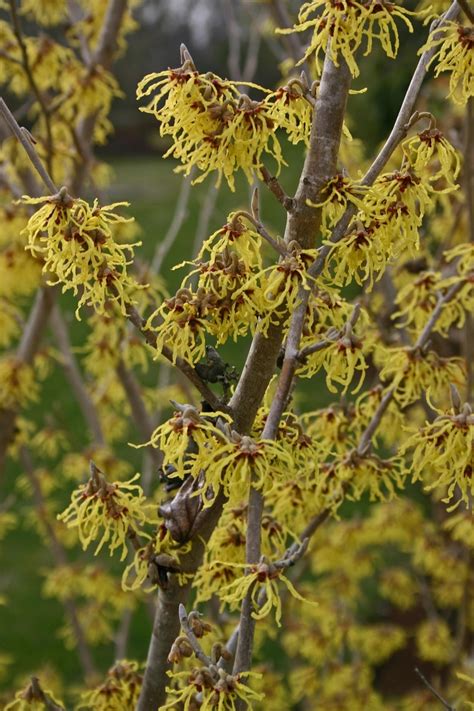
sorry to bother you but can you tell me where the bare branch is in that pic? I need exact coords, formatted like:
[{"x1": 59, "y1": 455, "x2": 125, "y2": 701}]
[
  {"x1": 51, "y1": 305, "x2": 105, "y2": 446},
  {"x1": 260, "y1": 166, "x2": 295, "y2": 212},
  {"x1": 0, "y1": 98, "x2": 56, "y2": 193},
  {"x1": 415, "y1": 668, "x2": 455, "y2": 711},
  {"x1": 115, "y1": 359, "x2": 163, "y2": 469},
  {"x1": 178, "y1": 605, "x2": 213, "y2": 667},
  {"x1": 8, "y1": 0, "x2": 54, "y2": 177},
  {"x1": 233, "y1": 50, "x2": 352, "y2": 679},
  {"x1": 151, "y1": 172, "x2": 193, "y2": 273},
  {"x1": 122, "y1": 300, "x2": 228, "y2": 413},
  {"x1": 232, "y1": 209, "x2": 288, "y2": 257}
]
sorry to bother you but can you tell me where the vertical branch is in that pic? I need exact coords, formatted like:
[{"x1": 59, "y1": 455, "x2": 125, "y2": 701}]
[
  {"x1": 233, "y1": 53, "x2": 352, "y2": 678},
  {"x1": 8, "y1": 0, "x2": 54, "y2": 177},
  {"x1": 0, "y1": 286, "x2": 58, "y2": 475},
  {"x1": 50, "y1": 306, "x2": 105, "y2": 446},
  {"x1": 464, "y1": 97, "x2": 474, "y2": 400},
  {"x1": 115, "y1": 359, "x2": 163, "y2": 469}
]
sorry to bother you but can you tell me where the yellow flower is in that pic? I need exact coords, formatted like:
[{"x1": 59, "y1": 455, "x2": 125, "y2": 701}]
[
  {"x1": 314, "y1": 453, "x2": 403, "y2": 513},
  {"x1": 324, "y1": 219, "x2": 391, "y2": 290},
  {"x1": 416, "y1": 619, "x2": 455, "y2": 664},
  {"x1": 161, "y1": 668, "x2": 263, "y2": 711},
  {"x1": 422, "y1": 21, "x2": 474, "y2": 105},
  {"x1": 379, "y1": 567, "x2": 418, "y2": 610},
  {"x1": 20, "y1": 0, "x2": 67, "y2": 26},
  {"x1": 76, "y1": 661, "x2": 142, "y2": 711},
  {"x1": 233, "y1": 242, "x2": 317, "y2": 334},
  {"x1": 402, "y1": 127, "x2": 460, "y2": 188},
  {"x1": 278, "y1": 0, "x2": 415, "y2": 77},
  {"x1": 195, "y1": 431, "x2": 296, "y2": 505},
  {"x1": 58, "y1": 468, "x2": 157, "y2": 561},
  {"x1": 22, "y1": 191, "x2": 142, "y2": 318},
  {"x1": 402, "y1": 405, "x2": 474, "y2": 509},
  {"x1": 198, "y1": 214, "x2": 263, "y2": 270},
  {"x1": 0, "y1": 356, "x2": 38, "y2": 409},
  {"x1": 137, "y1": 63, "x2": 285, "y2": 190},
  {"x1": 217, "y1": 558, "x2": 317, "y2": 626},
  {"x1": 146, "y1": 287, "x2": 213, "y2": 364},
  {"x1": 265, "y1": 82, "x2": 313, "y2": 145},
  {"x1": 311, "y1": 174, "x2": 372, "y2": 236},
  {"x1": 378, "y1": 347, "x2": 465, "y2": 408},
  {"x1": 4, "y1": 677, "x2": 64, "y2": 711},
  {"x1": 143, "y1": 405, "x2": 231, "y2": 478},
  {"x1": 300, "y1": 330, "x2": 370, "y2": 394}
]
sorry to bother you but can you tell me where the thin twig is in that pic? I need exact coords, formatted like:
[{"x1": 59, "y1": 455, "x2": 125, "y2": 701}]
[
  {"x1": 8, "y1": 0, "x2": 54, "y2": 177},
  {"x1": 178, "y1": 604, "x2": 213, "y2": 667},
  {"x1": 307, "y1": 0, "x2": 462, "y2": 273},
  {"x1": 260, "y1": 166, "x2": 295, "y2": 212},
  {"x1": 151, "y1": 172, "x2": 193, "y2": 273},
  {"x1": 232, "y1": 209, "x2": 288, "y2": 257},
  {"x1": 0, "y1": 98, "x2": 56, "y2": 193},
  {"x1": 232, "y1": 50, "x2": 352, "y2": 680},
  {"x1": 115, "y1": 359, "x2": 163, "y2": 468},
  {"x1": 415, "y1": 668, "x2": 455, "y2": 711},
  {"x1": 51, "y1": 306, "x2": 105, "y2": 446},
  {"x1": 122, "y1": 300, "x2": 228, "y2": 413}
]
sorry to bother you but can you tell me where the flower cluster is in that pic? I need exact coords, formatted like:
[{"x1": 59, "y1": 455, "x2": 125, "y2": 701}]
[
  {"x1": 76, "y1": 660, "x2": 142, "y2": 711},
  {"x1": 422, "y1": 21, "x2": 474, "y2": 105},
  {"x1": 22, "y1": 190, "x2": 142, "y2": 318},
  {"x1": 402, "y1": 404, "x2": 474, "y2": 509},
  {"x1": 58, "y1": 467, "x2": 157, "y2": 560},
  {"x1": 278, "y1": 0, "x2": 415, "y2": 77},
  {"x1": 137, "y1": 59, "x2": 313, "y2": 189}
]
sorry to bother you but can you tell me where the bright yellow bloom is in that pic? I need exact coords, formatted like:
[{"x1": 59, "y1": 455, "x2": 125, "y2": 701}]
[
  {"x1": 161, "y1": 668, "x2": 263, "y2": 711},
  {"x1": 0, "y1": 356, "x2": 38, "y2": 409},
  {"x1": 278, "y1": 0, "x2": 415, "y2": 77},
  {"x1": 76, "y1": 660, "x2": 142, "y2": 710},
  {"x1": 143, "y1": 405, "x2": 231, "y2": 478},
  {"x1": 146, "y1": 287, "x2": 212, "y2": 364},
  {"x1": 20, "y1": 0, "x2": 67, "y2": 26},
  {"x1": 138, "y1": 64, "x2": 285, "y2": 190},
  {"x1": 311, "y1": 174, "x2": 372, "y2": 236},
  {"x1": 402, "y1": 127, "x2": 460, "y2": 188},
  {"x1": 378, "y1": 347, "x2": 465, "y2": 408},
  {"x1": 422, "y1": 21, "x2": 474, "y2": 105},
  {"x1": 416, "y1": 619, "x2": 455, "y2": 664},
  {"x1": 314, "y1": 453, "x2": 403, "y2": 513},
  {"x1": 265, "y1": 82, "x2": 313, "y2": 145},
  {"x1": 4, "y1": 677, "x2": 64, "y2": 711},
  {"x1": 198, "y1": 214, "x2": 263, "y2": 270},
  {"x1": 299, "y1": 331, "x2": 370, "y2": 393},
  {"x1": 22, "y1": 191, "x2": 142, "y2": 318},
  {"x1": 0, "y1": 299, "x2": 20, "y2": 347},
  {"x1": 194, "y1": 430, "x2": 296, "y2": 504},
  {"x1": 379, "y1": 567, "x2": 418, "y2": 610},
  {"x1": 402, "y1": 406, "x2": 474, "y2": 509},
  {"x1": 217, "y1": 558, "x2": 317, "y2": 626},
  {"x1": 58, "y1": 470, "x2": 157, "y2": 561},
  {"x1": 324, "y1": 219, "x2": 391, "y2": 290},
  {"x1": 233, "y1": 242, "x2": 317, "y2": 333}
]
